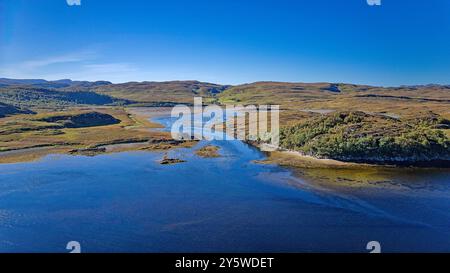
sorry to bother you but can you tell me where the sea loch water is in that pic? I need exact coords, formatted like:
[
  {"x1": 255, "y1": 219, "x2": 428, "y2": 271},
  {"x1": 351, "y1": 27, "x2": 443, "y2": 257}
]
[{"x1": 0, "y1": 112, "x2": 450, "y2": 252}]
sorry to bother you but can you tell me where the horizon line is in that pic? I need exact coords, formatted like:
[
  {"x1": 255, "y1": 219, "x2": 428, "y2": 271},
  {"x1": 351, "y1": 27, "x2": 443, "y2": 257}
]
[{"x1": 1, "y1": 76, "x2": 450, "y2": 89}]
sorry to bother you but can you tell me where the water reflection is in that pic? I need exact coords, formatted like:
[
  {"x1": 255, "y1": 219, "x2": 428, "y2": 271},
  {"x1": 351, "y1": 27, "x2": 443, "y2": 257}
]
[{"x1": 0, "y1": 111, "x2": 449, "y2": 253}]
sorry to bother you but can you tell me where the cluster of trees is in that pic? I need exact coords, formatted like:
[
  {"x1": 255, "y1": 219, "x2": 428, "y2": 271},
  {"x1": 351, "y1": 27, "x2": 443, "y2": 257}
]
[{"x1": 280, "y1": 111, "x2": 450, "y2": 162}]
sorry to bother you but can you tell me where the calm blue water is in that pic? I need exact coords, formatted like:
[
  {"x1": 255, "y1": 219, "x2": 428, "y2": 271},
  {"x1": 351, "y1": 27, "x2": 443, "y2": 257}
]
[{"x1": 1, "y1": 114, "x2": 450, "y2": 253}]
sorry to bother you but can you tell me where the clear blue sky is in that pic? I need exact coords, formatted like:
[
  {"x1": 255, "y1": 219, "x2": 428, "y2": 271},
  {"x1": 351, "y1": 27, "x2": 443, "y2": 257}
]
[{"x1": 1, "y1": 0, "x2": 449, "y2": 86}]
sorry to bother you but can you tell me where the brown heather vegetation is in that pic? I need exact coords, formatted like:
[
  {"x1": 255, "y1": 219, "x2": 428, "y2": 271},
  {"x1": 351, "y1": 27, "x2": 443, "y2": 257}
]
[{"x1": 94, "y1": 80, "x2": 230, "y2": 104}]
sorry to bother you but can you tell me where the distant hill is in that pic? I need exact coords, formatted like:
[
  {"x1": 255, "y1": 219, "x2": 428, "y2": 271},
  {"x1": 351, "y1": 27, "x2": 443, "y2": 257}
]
[
  {"x1": 0, "y1": 102, "x2": 34, "y2": 118},
  {"x1": 1, "y1": 78, "x2": 450, "y2": 120},
  {"x1": 0, "y1": 78, "x2": 231, "y2": 104},
  {"x1": 218, "y1": 82, "x2": 344, "y2": 105},
  {"x1": 216, "y1": 81, "x2": 450, "y2": 124},
  {"x1": 218, "y1": 82, "x2": 450, "y2": 105},
  {"x1": 93, "y1": 80, "x2": 231, "y2": 103},
  {"x1": 0, "y1": 78, "x2": 48, "y2": 87},
  {"x1": 0, "y1": 78, "x2": 112, "y2": 90}
]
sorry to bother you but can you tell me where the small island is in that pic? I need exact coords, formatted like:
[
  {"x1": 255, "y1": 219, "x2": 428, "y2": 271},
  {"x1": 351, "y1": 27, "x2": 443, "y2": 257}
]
[
  {"x1": 195, "y1": 145, "x2": 221, "y2": 158},
  {"x1": 159, "y1": 154, "x2": 186, "y2": 165}
]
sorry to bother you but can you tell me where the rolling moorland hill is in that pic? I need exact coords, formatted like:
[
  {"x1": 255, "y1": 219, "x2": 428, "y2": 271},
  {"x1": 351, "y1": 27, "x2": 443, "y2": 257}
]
[
  {"x1": 1, "y1": 78, "x2": 449, "y2": 123},
  {"x1": 0, "y1": 79, "x2": 231, "y2": 111},
  {"x1": 217, "y1": 82, "x2": 450, "y2": 123},
  {"x1": 2, "y1": 78, "x2": 449, "y2": 119},
  {"x1": 218, "y1": 82, "x2": 450, "y2": 106},
  {"x1": 0, "y1": 78, "x2": 112, "y2": 90},
  {"x1": 93, "y1": 80, "x2": 231, "y2": 104}
]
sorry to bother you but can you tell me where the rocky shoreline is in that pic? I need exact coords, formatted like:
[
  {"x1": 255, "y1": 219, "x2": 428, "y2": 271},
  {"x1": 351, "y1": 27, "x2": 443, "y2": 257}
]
[{"x1": 247, "y1": 140, "x2": 450, "y2": 169}]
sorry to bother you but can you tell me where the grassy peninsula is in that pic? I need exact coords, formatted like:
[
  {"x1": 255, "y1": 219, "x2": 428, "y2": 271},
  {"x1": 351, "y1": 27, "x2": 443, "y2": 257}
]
[{"x1": 279, "y1": 111, "x2": 450, "y2": 166}]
